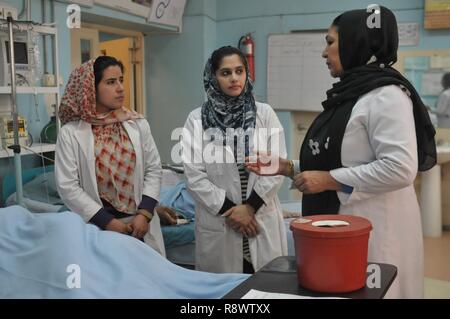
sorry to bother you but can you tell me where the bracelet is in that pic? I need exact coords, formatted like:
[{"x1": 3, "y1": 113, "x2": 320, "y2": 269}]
[
  {"x1": 137, "y1": 209, "x2": 153, "y2": 222},
  {"x1": 287, "y1": 160, "x2": 294, "y2": 177}
]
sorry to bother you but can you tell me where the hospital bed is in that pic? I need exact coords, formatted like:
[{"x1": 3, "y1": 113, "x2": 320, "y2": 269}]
[
  {"x1": 2, "y1": 165, "x2": 196, "y2": 256},
  {"x1": 2, "y1": 165, "x2": 301, "y2": 269},
  {"x1": 0, "y1": 205, "x2": 248, "y2": 298}
]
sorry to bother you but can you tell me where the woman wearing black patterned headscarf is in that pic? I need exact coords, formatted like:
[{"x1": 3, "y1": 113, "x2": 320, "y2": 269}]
[
  {"x1": 182, "y1": 46, "x2": 288, "y2": 274},
  {"x1": 247, "y1": 6, "x2": 436, "y2": 298}
]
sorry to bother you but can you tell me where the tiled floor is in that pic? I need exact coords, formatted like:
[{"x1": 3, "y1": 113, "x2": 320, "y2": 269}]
[
  {"x1": 424, "y1": 231, "x2": 450, "y2": 298},
  {"x1": 424, "y1": 277, "x2": 450, "y2": 299}
]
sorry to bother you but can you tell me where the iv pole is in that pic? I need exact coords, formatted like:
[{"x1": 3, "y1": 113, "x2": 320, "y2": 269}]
[{"x1": 6, "y1": 16, "x2": 24, "y2": 206}]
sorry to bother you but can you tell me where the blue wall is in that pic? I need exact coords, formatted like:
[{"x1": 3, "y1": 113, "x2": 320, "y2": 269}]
[
  {"x1": 0, "y1": 0, "x2": 71, "y2": 203},
  {"x1": 214, "y1": 0, "x2": 450, "y2": 200},
  {"x1": 216, "y1": 0, "x2": 450, "y2": 128},
  {"x1": 146, "y1": 0, "x2": 217, "y2": 163},
  {"x1": 0, "y1": 0, "x2": 73, "y2": 131},
  {"x1": 128, "y1": 0, "x2": 450, "y2": 166},
  {"x1": 0, "y1": 0, "x2": 194, "y2": 203}
]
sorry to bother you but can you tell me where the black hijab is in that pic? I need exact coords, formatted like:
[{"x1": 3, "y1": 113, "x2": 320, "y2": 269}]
[{"x1": 300, "y1": 6, "x2": 436, "y2": 216}]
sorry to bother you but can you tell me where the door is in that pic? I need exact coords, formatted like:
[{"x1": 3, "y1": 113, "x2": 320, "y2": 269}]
[
  {"x1": 100, "y1": 38, "x2": 134, "y2": 111},
  {"x1": 70, "y1": 27, "x2": 100, "y2": 70},
  {"x1": 70, "y1": 25, "x2": 144, "y2": 114}
]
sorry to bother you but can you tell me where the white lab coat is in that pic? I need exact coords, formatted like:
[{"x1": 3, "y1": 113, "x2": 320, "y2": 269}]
[
  {"x1": 329, "y1": 85, "x2": 424, "y2": 298},
  {"x1": 436, "y1": 89, "x2": 450, "y2": 128},
  {"x1": 55, "y1": 119, "x2": 166, "y2": 256},
  {"x1": 182, "y1": 102, "x2": 288, "y2": 273}
]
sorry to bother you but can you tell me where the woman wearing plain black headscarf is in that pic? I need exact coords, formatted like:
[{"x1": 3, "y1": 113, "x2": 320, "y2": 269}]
[{"x1": 247, "y1": 6, "x2": 436, "y2": 298}]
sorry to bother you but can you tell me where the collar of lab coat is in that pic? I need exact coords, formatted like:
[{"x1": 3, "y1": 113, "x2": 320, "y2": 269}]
[{"x1": 73, "y1": 120, "x2": 140, "y2": 157}]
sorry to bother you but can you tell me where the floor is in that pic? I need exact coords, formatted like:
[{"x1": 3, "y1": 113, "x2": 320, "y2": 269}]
[{"x1": 424, "y1": 231, "x2": 450, "y2": 298}]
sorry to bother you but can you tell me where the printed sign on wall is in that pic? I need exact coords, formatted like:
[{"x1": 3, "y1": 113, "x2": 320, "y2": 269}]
[{"x1": 147, "y1": 0, "x2": 186, "y2": 31}]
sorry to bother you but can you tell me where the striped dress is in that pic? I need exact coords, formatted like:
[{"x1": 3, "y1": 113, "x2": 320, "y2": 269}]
[{"x1": 238, "y1": 165, "x2": 252, "y2": 264}]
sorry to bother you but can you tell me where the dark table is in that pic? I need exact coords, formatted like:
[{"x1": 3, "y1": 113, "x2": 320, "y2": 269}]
[{"x1": 223, "y1": 256, "x2": 397, "y2": 299}]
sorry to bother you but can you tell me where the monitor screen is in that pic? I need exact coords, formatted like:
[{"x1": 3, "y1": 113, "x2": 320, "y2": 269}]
[{"x1": 5, "y1": 41, "x2": 28, "y2": 64}]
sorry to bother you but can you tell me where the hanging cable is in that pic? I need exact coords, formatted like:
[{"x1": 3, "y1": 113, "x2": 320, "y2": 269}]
[
  {"x1": 37, "y1": 126, "x2": 50, "y2": 203},
  {"x1": 33, "y1": 93, "x2": 40, "y2": 123}
]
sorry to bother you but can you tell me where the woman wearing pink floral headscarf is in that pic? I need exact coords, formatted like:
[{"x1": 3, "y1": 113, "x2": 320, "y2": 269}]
[{"x1": 55, "y1": 56, "x2": 166, "y2": 256}]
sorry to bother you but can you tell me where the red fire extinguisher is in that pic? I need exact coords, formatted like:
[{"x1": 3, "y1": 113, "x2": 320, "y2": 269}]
[{"x1": 238, "y1": 33, "x2": 255, "y2": 82}]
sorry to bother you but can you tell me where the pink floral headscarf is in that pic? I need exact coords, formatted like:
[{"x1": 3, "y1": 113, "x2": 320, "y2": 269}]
[{"x1": 59, "y1": 58, "x2": 143, "y2": 125}]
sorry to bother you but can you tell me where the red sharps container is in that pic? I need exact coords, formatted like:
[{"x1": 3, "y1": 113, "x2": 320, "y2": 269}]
[{"x1": 290, "y1": 214, "x2": 372, "y2": 293}]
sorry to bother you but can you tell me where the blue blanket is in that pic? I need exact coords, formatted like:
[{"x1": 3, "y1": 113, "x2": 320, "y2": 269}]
[
  {"x1": 162, "y1": 222, "x2": 195, "y2": 249},
  {"x1": 0, "y1": 206, "x2": 248, "y2": 298},
  {"x1": 160, "y1": 182, "x2": 196, "y2": 220}
]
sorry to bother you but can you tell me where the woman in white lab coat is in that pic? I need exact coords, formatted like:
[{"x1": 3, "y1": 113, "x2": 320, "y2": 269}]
[
  {"x1": 182, "y1": 46, "x2": 287, "y2": 274},
  {"x1": 247, "y1": 7, "x2": 437, "y2": 298},
  {"x1": 435, "y1": 73, "x2": 450, "y2": 128},
  {"x1": 55, "y1": 56, "x2": 165, "y2": 256}
]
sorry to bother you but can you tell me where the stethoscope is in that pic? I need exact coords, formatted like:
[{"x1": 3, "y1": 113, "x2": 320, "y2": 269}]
[{"x1": 156, "y1": 0, "x2": 171, "y2": 19}]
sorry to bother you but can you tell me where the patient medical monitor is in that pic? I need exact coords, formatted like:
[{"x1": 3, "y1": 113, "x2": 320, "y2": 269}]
[{"x1": 0, "y1": 29, "x2": 34, "y2": 86}]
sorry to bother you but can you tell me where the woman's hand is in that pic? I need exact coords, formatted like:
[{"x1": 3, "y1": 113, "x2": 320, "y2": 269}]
[
  {"x1": 293, "y1": 171, "x2": 342, "y2": 194},
  {"x1": 245, "y1": 151, "x2": 292, "y2": 177},
  {"x1": 155, "y1": 206, "x2": 178, "y2": 225},
  {"x1": 223, "y1": 204, "x2": 260, "y2": 237},
  {"x1": 128, "y1": 214, "x2": 150, "y2": 239},
  {"x1": 105, "y1": 218, "x2": 132, "y2": 234},
  {"x1": 241, "y1": 219, "x2": 260, "y2": 238}
]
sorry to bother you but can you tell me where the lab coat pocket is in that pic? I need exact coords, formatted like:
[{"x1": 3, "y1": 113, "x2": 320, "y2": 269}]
[
  {"x1": 197, "y1": 207, "x2": 226, "y2": 232},
  {"x1": 195, "y1": 228, "x2": 228, "y2": 271}
]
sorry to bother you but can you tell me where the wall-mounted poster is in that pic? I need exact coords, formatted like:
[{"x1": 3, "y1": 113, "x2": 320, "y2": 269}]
[
  {"x1": 424, "y1": 0, "x2": 450, "y2": 29},
  {"x1": 147, "y1": 0, "x2": 186, "y2": 31}
]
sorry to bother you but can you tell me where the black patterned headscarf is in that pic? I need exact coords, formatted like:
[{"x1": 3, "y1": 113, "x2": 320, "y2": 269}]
[{"x1": 201, "y1": 48, "x2": 256, "y2": 134}]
